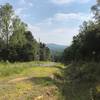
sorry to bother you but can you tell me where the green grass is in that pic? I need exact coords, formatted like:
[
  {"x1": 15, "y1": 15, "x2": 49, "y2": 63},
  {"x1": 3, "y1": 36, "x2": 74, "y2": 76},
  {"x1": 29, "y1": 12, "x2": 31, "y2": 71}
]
[
  {"x1": 0, "y1": 61, "x2": 64, "y2": 100},
  {"x1": 0, "y1": 61, "x2": 58, "y2": 77}
]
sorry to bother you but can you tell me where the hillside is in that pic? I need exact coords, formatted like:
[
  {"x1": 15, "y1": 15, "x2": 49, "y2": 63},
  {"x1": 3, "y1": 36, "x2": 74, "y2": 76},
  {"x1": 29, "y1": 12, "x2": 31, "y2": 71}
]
[{"x1": 46, "y1": 43, "x2": 67, "y2": 53}]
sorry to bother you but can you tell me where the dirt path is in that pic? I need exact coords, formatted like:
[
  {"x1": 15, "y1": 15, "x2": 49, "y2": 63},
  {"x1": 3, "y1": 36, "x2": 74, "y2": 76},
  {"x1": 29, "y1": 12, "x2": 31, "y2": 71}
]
[{"x1": 8, "y1": 77, "x2": 30, "y2": 83}]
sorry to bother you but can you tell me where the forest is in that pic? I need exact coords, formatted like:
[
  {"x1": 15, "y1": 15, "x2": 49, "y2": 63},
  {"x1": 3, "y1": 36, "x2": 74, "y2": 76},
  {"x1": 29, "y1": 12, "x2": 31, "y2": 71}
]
[
  {"x1": 62, "y1": 0, "x2": 100, "y2": 100},
  {"x1": 0, "y1": 3, "x2": 51, "y2": 62},
  {"x1": 0, "y1": 0, "x2": 100, "y2": 100}
]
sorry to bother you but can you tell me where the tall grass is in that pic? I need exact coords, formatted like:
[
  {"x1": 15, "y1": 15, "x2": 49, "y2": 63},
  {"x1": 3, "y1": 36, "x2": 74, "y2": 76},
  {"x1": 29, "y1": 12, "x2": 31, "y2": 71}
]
[{"x1": 0, "y1": 61, "x2": 52, "y2": 77}]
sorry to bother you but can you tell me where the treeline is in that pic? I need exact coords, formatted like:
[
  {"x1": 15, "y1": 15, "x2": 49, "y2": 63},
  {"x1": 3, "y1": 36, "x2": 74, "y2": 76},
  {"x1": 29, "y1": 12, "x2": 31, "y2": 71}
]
[
  {"x1": 63, "y1": 2, "x2": 100, "y2": 64},
  {"x1": 61, "y1": 1, "x2": 100, "y2": 100},
  {"x1": 0, "y1": 3, "x2": 51, "y2": 62}
]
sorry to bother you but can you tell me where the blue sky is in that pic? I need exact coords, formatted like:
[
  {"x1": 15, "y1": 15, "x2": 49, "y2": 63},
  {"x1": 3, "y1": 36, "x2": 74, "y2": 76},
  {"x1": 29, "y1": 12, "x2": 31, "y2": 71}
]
[{"x1": 0, "y1": 0, "x2": 96, "y2": 45}]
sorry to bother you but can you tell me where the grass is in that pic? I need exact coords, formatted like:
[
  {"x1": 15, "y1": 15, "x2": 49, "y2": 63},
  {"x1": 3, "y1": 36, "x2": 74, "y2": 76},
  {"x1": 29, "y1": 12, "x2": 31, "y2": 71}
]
[
  {"x1": 0, "y1": 61, "x2": 64, "y2": 100},
  {"x1": 0, "y1": 61, "x2": 58, "y2": 77}
]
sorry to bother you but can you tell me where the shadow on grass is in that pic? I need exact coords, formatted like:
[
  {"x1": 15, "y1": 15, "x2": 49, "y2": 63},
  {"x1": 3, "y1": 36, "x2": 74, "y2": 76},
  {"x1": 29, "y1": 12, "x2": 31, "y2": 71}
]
[{"x1": 26, "y1": 77, "x2": 55, "y2": 86}]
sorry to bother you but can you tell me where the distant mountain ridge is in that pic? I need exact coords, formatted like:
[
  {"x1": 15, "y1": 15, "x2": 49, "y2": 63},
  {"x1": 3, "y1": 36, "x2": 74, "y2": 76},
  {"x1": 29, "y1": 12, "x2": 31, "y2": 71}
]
[{"x1": 46, "y1": 43, "x2": 67, "y2": 53}]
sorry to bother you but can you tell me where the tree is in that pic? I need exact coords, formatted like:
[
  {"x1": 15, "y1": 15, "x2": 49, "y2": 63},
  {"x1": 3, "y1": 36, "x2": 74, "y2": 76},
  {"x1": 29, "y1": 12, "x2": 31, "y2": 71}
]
[
  {"x1": 0, "y1": 3, "x2": 51, "y2": 62},
  {"x1": 39, "y1": 43, "x2": 51, "y2": 61},
  {"x1": 0, "y1": 3, "x2": 14, "y2": 60},
  {"x1": 8, "y1": 17, "x2": 27, "y2": 61},
  {"x1": 91, "y1": 0, "x2": 100, "y2": 22},
  {"x1": 0, "y1": 3, "x2": 14, "y2": 47},
  {"x1": 63, "y1": 20, "x2": 100, "y2": 63},
  {"x1": 45, "y1": 47, "x2": 51, "y2": 60},
  {"x1": 23, "y1": 31, "x2": 39, "y2": 61},
  {"x1": 10, "y1": 16, "x2": 27, "y2": 46}
]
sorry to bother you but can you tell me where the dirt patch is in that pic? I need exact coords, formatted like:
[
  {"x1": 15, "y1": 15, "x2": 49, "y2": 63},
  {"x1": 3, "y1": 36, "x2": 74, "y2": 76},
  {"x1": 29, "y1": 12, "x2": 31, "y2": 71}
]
[{"x1": 8, "y1": 77, "x2": 30, "y2": 83}]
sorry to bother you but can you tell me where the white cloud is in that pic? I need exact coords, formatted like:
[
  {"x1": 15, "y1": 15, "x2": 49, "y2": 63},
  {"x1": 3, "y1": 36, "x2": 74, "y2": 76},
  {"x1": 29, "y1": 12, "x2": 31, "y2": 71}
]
[
  {"x1": 51, "y1": 0, "x2": 74, "y2": 4},
  {"x1": 37, "y1": 12, "x2": 92, "y2": 26},
  {"x1": 52, "y1": 28, "x2": 77, "y2": 34},
  {"x1": 27, "y1": 12, "x2": 92, "y2": 45},
  {"x1": 49, "y1": 27, "x2": 78, "y2": 45},
  {"x1": 28, "y1": 23, "x2": 79, "y2": 45},
  {"x1": 21, "y1": 11, "x2": 92, "y2": 45},
  {"x1": 53, "y1": 12, "x2": 91, "y2": 21},
  {"x1": 51, "y1": 0, "x2": 91, "y2": 5}
]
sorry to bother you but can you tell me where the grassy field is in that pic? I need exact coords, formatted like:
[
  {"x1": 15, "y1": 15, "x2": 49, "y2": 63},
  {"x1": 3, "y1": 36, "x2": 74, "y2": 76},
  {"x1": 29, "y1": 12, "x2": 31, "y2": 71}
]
[{"x1": 0, "y1": 61, "x2": 64, "y2": 100}]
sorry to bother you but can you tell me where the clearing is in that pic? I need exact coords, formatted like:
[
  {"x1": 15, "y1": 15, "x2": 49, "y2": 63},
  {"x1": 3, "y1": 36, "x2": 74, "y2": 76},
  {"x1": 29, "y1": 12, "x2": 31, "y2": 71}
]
[{"x1": 0, "y1": 61, "x2": 63, "y2": 100}]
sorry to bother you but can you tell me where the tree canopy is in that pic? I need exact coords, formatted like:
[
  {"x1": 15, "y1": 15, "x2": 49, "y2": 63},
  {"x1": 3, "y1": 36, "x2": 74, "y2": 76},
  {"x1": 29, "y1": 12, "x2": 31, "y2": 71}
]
[{"x1": 0, "y1": 3, "x2": 51, "y2": 62}]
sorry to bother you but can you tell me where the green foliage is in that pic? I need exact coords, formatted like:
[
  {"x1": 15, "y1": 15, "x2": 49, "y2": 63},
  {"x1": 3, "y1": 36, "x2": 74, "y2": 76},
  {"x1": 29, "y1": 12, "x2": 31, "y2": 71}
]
[
  {"x1": 57, "y1": 62, "x2": 100, "y2": 100},
  {"x1": 63, "y1": 0, "x2": 100, "y2": 63},
  {"x1": 0, "y1": 3, "x2": 51, "y2": 62},
  {"x1": 0, "y1": 3, "x2": 14, "y2": 45},
  {"x1": 39, "y1": 43, "x2": 51, "y2": 61},
  {"x1": 64, "y1": 62, "x2": 100, "y2": 84},
  {"x1": 10, "y1": 16, "x2": 27, "y2": 46},
  {"x1": 9, "y1": 31, "x2": 39, "y2": 61},
  {"x1": 61, "y1": 1, "x2": 100, "y2": 100},
  {"x1": 63, "y1": 21, "x2": 100, "y2": 63},
  {"x1": 0, "y1": 61, "x2": 57, "y2": 77},
  {"x1": 52, "y1": 51, "x2": 63, "y2": 62},
  {"x1": 47, "y1": 43, "x2": 66, "y2": 62}
]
